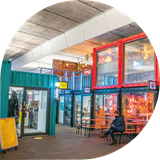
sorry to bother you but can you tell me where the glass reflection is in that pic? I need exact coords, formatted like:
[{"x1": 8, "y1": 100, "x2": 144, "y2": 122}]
[
  {"x1": 96, "y1": 46, "x2": 118, "y2": 86},
  {"x1": 124, "y1": 37, "x2": 155, "y2": 84},
  {"x1": 64, "y1": 96, "x2": 72, "y2": 125},
  {"x1": 94, "y1": 94, "x2": 117, "y2": 128},
  {"x1": 122, "y1": 92, "x2": 154, "y2": 133},
  {"x1": 74, "y1": 95, "x2": 81, "y2": 125}
]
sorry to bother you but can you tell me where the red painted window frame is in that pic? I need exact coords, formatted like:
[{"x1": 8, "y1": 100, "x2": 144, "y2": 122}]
[
  {"x1": 91, "y1": 32, "x2": 160, "y2": 89},
  {"x1": 91, "y1": 40, "x2": 121, "y2": 90},
  {"x1": 120, "y1": 32, "x2": 150, "y2": 88}
]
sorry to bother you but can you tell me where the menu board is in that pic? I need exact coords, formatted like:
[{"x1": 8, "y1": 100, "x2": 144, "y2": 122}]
[
  {"x1": 0, "y1": 117, "x2": 18, "y2": 150},
  {"x1": 59, "y1": 82, "x2": 68, "y2": 90}
]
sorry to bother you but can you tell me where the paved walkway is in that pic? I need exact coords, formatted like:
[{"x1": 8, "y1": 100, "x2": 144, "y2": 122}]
[{"x1": 0, "y1": 125, "x2": 131, "y2": 159}]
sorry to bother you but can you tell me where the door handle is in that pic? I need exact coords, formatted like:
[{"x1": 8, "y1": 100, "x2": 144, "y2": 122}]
[{"x1": 23, "y1": 101, "x2": 26, "y2": 106}]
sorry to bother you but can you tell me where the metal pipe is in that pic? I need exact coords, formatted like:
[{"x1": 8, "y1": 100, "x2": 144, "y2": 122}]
[
  {"x1": 72, "y1": 72, "x2": 75, "y2": 90},
  {"x1": 37, "y1": 67, "x2": 73, "y2": 73},
  {"x1": 80, "y1": 73, "x2": 83, "y2": 90}
]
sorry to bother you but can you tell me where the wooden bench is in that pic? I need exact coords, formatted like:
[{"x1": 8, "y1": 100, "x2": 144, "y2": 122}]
[
  {"x1": 104, "y1": 129, "x2": 141, "y2": 144},
  {"x1": 86, "y1": 125, "x2": 108, "y2": 137}
]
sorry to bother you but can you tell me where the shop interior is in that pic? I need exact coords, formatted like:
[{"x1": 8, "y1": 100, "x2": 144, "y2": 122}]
[{"x1": 8, "y1": 87, "x2": 49, "y2": 137}]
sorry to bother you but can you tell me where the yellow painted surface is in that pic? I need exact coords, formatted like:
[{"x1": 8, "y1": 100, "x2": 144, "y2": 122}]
[
  {"x1": 59, "y1": 82, "x2": 68, "y2": 89},
  {"x1": 0, "y1": 117, "x2": 18, "y2": 150}
]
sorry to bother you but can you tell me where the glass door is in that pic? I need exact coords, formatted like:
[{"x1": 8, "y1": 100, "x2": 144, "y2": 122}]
[
  {"x1": 59, "y1": 96, "x2": 64, "y2": 124},
  {"x1": 74, "y1": 95, "x2": 82, "y2": 126},
  {"x1": 104, "y1": 93, "x2": 117, "y2": 118},
  {"x1": 64, "y1": 96, "x2": 72, "y2": 126},
  {"x1": 82, "y1": 96, "x2": 91, "y2": 125},
  {"x1": 23, "y1": 89, "x2": 49, "y2": 135}
]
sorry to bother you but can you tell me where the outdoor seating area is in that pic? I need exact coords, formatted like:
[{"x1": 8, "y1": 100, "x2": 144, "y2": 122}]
[{"x1": 75, "y1": 118, "x2": 148, "y2": 144}]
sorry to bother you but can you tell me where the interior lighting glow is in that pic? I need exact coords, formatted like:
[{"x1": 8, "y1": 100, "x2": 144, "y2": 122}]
[
  {"x1": 55, "y1": 82, "x2": 60, "y2": 87},
  {"x1": 105, "y1": 57, "x2": 111, "y2": 62},
  {"x1": 66, "y1": 64, "x2": 69, "y2": 66}
]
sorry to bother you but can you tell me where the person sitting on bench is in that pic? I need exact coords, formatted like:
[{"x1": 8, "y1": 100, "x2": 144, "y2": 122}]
[{"x1": 100, "y1": 110, "x2": 125, "y2": 145}]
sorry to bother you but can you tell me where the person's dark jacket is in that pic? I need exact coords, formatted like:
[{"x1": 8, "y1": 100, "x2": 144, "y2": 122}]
[{"x1": 112, "y1": 114, "x2": 125, "y2": 132}]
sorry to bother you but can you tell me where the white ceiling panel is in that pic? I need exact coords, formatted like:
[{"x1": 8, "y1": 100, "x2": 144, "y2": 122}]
[
  {"x1": 41, "y1": 41, "x2": 54, "y2": 57},
  {"x1": 36, "y1": 58, "x2": 53, "y2": 64},
  {"x1": 105, "y1": 8, "x2": 134, "y2": 31},
  {"x1": 32, "y1": 46, "x2": 43, "y2": 60},
  {"x1": 70, "y1": 41, "x2": 100, "y2": 53},
  {"x1": 83, "y1": 14, "x2": 108, "y2": 40},
  {"x1": 66, "y1": 25, "x2": 85, "y2": 47},
  {"x1": 51, "y1": 34, "x2": 67, "y2": 52}
]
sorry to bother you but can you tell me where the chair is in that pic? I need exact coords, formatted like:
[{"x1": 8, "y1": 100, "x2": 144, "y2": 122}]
[{"x1": 104, "y1": 132, "x2": 123, "y2": 144}]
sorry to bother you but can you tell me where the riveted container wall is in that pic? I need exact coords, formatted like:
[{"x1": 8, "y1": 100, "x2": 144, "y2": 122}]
[
  {"x1": 0, "y1": 60, "x2": 12, "y2": 118},
  {"x1": 82, "y1": 74, "x2": 91, "y2": 88},
  {"x1": 10, "y1": 71, "x2": 55, "y2": 88},
  {"x1": 10, "y1": 71, "x2": 57, "y2": 136},
  {"x1": 0, "y1": 60, "x2": 12, "y2": 152},
  {"x1": 75, "y1": 76, "x2": 80, "y2": 90}
]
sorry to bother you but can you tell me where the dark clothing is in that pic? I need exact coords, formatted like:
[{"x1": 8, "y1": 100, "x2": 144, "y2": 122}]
[
  {"x1": 105, "y1": 126, "x2": 118, "y2": 140},
  {"x1": 112, "y1": 115, "x2": 125, "y2": 132},
  {"x1": 105, "y1": 115, "x2": 125, "y2": 140}
]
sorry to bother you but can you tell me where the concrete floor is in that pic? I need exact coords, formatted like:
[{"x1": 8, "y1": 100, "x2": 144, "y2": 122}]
[{"x1": 0, "y1": 125, "x2": 132, "y2": 159}]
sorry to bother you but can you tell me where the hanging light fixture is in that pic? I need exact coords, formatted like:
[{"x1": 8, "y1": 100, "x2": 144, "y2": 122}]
[{"x1": 105, "y1": 57, "x2": 111, "y2": 62}]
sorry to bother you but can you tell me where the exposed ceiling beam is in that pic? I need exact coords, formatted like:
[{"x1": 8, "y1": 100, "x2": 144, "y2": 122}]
[
  {"x1": 12, "y1": 38, "x2": 39, "y2": 46},
  {"x1": 109, "y1": 31, "x2": 126, "y2": 38},
  {"x1": 17, "y1": 31, "x2": 51, "y2": 40},
  {"x1": 26, "y1": 20, "x2": 64, "y2": 33},
  {"x1": 43, "y1": 9, "x2": 81, "y2": 24},
  {"x1": 71, "y1": 48, "x2": 91, "y2": 54},
  {"x1": 8, "y1": 45, "x2": 30, "y2": 51},
  {"x1": 129, "y1": 24, "x2": 136, "y2": 28},
  {"x1": 85, "y1": 40, "x2": 101, "y2": 46},
  {"x1": 78, "y1": 0, "x2": 105, "y2": 13}
]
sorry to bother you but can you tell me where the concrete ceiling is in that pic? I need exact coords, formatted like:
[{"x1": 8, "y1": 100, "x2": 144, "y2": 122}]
[{"x1": 5, "y1": 0, "x2": 145, "y2": 72}]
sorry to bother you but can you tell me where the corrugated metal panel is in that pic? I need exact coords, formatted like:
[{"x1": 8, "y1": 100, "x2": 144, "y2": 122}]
[
  {"x1": 75, "y1": 76, "x2": 80, "y2": 90},
  {"x1": 10, "y1": 71, "x2": 55, "y2": 88},
  {"x1": 83, "y1": 74, "x2": 91, "y2": 88},
  {"x1": 0, "y1": 60, "x2": 12, "y2": 118},
  {"x1": 68, "y1": 77, "x2": 72, "y2": 89}
]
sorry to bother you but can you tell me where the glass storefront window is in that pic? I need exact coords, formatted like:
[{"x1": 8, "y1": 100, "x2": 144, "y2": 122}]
[
  {"x1": 82, "y1": 96, "x2": 91, "y2": 124},
  {"x1": 94, "y1": 94, "x2": 117, "y2": 127},
  {"x1": 104, "y1": 94, "x2": 117, "y2": 118},
  {"x1": 74, "y1": 95, "x2": 82, "y2": 125},
  {"x1": 96, "y1": 46, "x2": 118, "y2": 86},
  {"x1": 122, "y1": 92, "x2": 154, "y2": 122},
  {"x1": 124, "y1": 37, "x2": 155, "y2": 84},
  {"x1": 64, "y1": 96, "x2": 72, "y2": 125},
  {"x1": 59, "y1": 96, "x2": 64, "y2": 124}
]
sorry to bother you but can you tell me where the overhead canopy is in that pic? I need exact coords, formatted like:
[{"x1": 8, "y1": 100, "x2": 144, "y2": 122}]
[{"x1": 4, "y1": 0, "x2": 143, "y2": 72}]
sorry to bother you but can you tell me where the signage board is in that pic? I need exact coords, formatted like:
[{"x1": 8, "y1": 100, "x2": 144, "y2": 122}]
[
  {"x1": 30, "y1": 101, "x2": 39, "y2": 108},
  {"x1": 147, "y1": 80, "x2": 156, "y2": 90},
  {"x1": 0, "y1": 117, "x2": 18, "y2": 150},
  {"x1": 84, "y1": 87, "x2": 91, "y2": 93},
  {"x1": 59, "y1": 82, "x2": 68, "y2": 90},
  {"x1": 65, "y1": 89, "x2": 71, "y2": 94}
]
